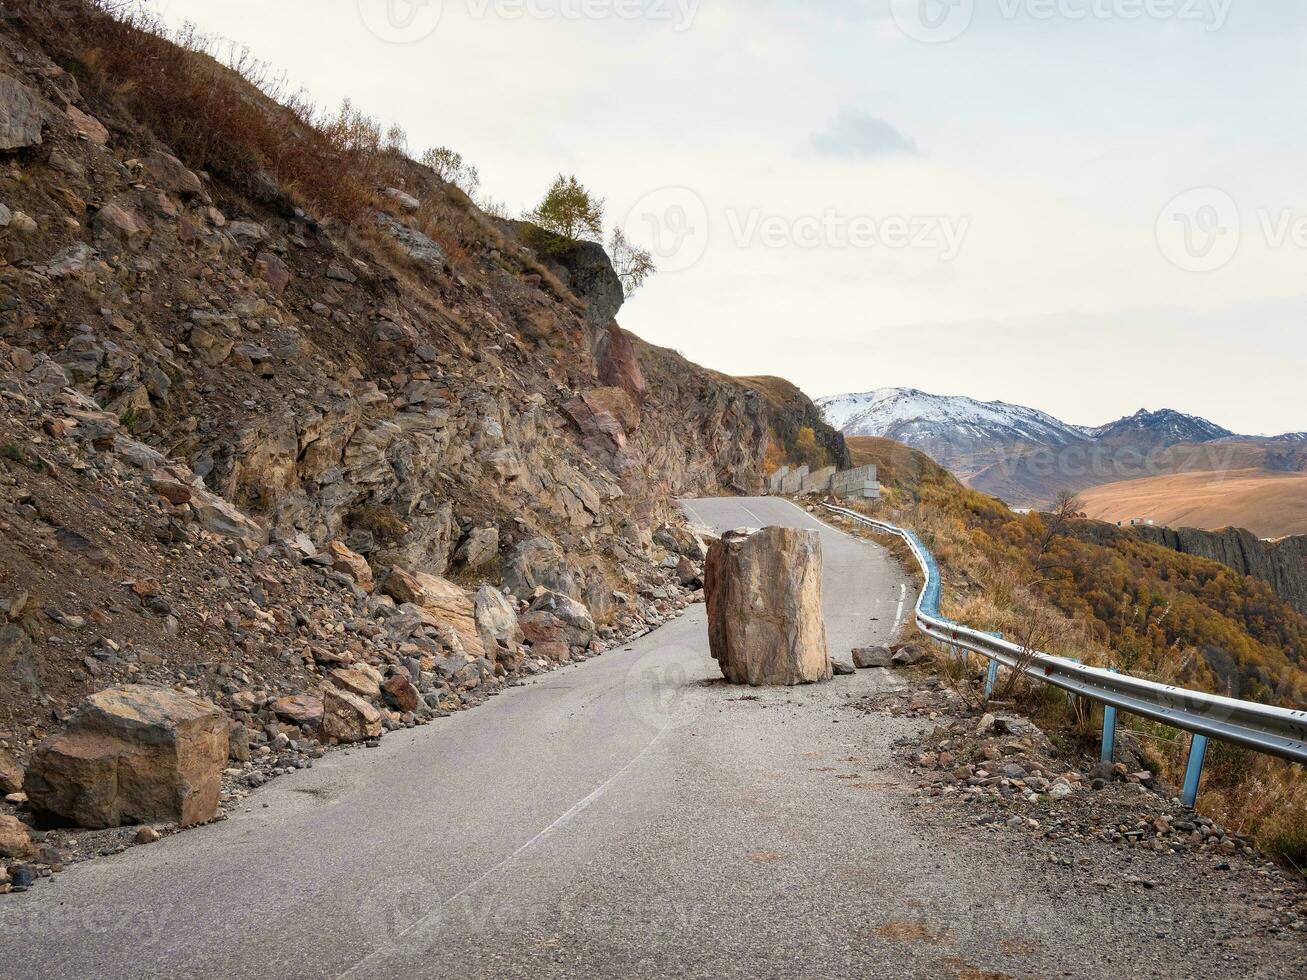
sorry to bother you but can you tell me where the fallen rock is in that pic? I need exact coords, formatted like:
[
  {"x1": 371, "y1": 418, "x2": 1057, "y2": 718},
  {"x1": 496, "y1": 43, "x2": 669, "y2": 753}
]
[
  {"x1": 705, "y1": 527, "x2": 831, "y2": 686},
  {"x1": 135, "y1": 826, "x2": 161, "y2": 845},
  {"x1": 382, "y1": 673, "x2": 421, "y2": 713},
  {"x1": 327, "y1": 540, "x2": 373, "y2": 591},
  {"x1": 382, "y1": 567, "x2": 484, "y2": 656},
  {"x1": 328, "y1": 666, "x2": 382, "y2": 701},
  {"x1": 271, "y1": 693, "x2": 325, "y2": 729},
  {"x1": 519, "y1": 590, "x2": 596, "y2": 649},
  {"x1": 66, "y1": 104, "x2": 109, "y2": 145},
  {"x1": 321, "y1": 687, "x2": 383, "y2": 743},
  {"x1": 24, "y1": 685, "x2": 228, "y2": 829},
  {"x1": 474, "y1": 586, "x2": 523, "y2": 656},
  {"x1": 853, "y1": 646, "x2": 893, "y2": 669},
  {"x1": 831, "y1": 659, "x2": 855, "y2": 676},
  {"x1": 891, "y1": 643, "x2": 928, "y2": 667},
  {"x1": 0, "y1": 814, "x2": 32, "y2": 858}
]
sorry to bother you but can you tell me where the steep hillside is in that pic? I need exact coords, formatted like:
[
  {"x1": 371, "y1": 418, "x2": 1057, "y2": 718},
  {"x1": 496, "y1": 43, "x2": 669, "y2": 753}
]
[
  {"x1": 845, "y1": 439, "x2": 1307, "y2": 706},
  {"x1": 0, "y1": 2, "x2": 842, "y2": 744}
]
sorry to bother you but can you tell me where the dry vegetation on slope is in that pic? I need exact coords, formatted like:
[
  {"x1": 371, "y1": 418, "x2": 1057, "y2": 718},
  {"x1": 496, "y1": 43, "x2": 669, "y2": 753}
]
[{"x1": 845, "y1": 436, "x2": 1307, "y2": 868}]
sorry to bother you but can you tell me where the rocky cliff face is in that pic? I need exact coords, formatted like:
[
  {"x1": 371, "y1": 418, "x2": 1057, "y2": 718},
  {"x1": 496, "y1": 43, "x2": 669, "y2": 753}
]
[
  {"x1": 0, "y1": 3, "x2": 842, "y2": 746},
  {"x1": 1133, "y1": 526, "x2": 1307, "y2": 617}
]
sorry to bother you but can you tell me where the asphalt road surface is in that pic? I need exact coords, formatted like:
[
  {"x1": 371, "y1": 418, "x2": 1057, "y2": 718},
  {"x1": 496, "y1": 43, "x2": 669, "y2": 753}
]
[{"x1": 1, "y1": 498, "x2": 1295, "y2": 978}]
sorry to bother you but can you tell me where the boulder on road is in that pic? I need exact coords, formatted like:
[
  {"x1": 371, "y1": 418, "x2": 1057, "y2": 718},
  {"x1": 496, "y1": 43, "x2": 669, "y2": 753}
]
[
  {"x1": 705, "y1": 527, "x2": 831, "y2": 686},
  {"x1": 24, "y1": 685, "x2": 228, "y2": 829},
  {"x1": 321, "y1": 687, "x2": 383, "y2": 743},
  {"x1": 853, "y1": 646, "x2": 893, "y2": 669}
]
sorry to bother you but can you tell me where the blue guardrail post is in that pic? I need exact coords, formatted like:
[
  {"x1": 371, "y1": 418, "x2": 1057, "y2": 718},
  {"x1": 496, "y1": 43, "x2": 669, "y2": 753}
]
[
  {"x1": 984, "y1": 660, "x2": 999, "y2": 700},
  {"x1": 1182, "y1": 734, "x2": 1210, "y2": 808},
  {"x1": 1100, "y1": 668, "x2": 1118, "y2": 765}
]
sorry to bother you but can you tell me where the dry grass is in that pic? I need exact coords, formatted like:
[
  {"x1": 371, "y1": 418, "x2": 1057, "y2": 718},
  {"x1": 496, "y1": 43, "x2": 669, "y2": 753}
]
[{"x1": 30, "y1": 2, "x2": 406, "y2": 222}]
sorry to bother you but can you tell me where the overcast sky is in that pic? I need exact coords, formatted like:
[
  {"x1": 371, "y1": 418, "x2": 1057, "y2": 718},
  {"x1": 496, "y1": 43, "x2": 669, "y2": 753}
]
[{"x1": 153, "y1": 0, "x2": 1307, "y2": 434}]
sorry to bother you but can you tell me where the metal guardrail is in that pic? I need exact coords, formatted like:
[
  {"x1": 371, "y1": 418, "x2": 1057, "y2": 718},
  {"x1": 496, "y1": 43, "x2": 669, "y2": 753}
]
[{"x1": 820, "y1": 504, "x2": 1307, "y2": 804}]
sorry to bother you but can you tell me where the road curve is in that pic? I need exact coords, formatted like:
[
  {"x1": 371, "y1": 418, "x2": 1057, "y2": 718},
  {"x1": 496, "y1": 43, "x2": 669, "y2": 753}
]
[{"x1": 1, "y1": 499, "x2": 1293, "y2": 978}]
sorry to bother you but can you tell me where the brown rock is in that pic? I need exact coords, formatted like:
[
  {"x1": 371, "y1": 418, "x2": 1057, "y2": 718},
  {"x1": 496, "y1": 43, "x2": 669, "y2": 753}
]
[
  {"x1": 150, "y1": 477, "x2": 193, "y2": 506},
  {"x1": 519, "y1": 590, "x2": 596, "y2": 648},
  {"x1": 141, "y1": 152, "x2": 203, "y2": 196},
  {"x1": 24, "y1": 685, "x2": 228, "y2": 829},
  {"x1": 705, "y1": 527, "x2": 831, "y2": 686},
  {"x1": 0, "y1": 747, "x2": 23, "y2": 795},
  {"x1": 66, "y1": 104, "x2": 109, "y2": 145},
  {"x1": 271, "y1": 694, "x2": 324, "y2": 729},
  {"x1": 321, "y1": 687, "x2": 382, "y2": 743},
  {"x1": 93, "y1": 200, "x2": 147, "y2": 245},
  {"x1": 328, "y1": 667, "x2": 381, "y2": 701},
  {"x1": 531, "y1": 641, "x2": 571, "y2": 663},
  {"x1": 382, "y1": 568, "x2": 485, "y2": 657},
  {"x1": 327, "y1": 540, "x2": 373, "y2": 591},
  {"x1": 853, "y1": 646, "x2": 893, "y2": 669},
  {"x1": 255, "y1": 251, "x2": 292, "y2": 295},
  {"x1": 382, "y1": 674, "x2": 421, "y2": 713},
  {"x1": 0, "y1": 814, "x2": 32, "y2": 859}
]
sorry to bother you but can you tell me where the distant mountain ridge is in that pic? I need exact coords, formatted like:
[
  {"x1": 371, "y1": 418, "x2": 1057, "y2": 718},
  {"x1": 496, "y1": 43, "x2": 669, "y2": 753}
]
[{"x1": 817, "y1": 388, "x2": 1303, "y2": 531}]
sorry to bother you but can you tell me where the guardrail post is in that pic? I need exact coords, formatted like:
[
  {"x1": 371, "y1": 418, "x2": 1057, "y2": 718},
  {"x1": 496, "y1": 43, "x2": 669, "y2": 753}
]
[
  {"x1": 984, "y1": 659, "x2": 999, "y2": 700},
  {"x1": 1182, "y1": 734, "x2": 1209, "y2": 808},
  {"x1": 1100, "y1": 668, "x2": 1118, "y2": 765}
]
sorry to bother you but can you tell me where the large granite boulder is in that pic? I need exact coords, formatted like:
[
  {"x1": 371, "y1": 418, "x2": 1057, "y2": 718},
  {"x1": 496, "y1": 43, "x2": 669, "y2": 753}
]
[
  {"x1": 24, "y1": 685, "x2": 228, "y2": 829},
  {"x1": 382, "y1": 567, "x2": 485, "y2": 657},
  {"x1": 474, "y1": 586, "x2": 523, "y2": 658},
  {"x1": 705, "y1": 527, "x2": 831, "y2": 686}
]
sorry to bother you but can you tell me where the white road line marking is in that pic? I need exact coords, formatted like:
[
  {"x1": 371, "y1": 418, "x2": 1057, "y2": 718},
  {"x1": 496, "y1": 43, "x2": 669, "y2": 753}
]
[
  {"x1": 336, "y1": 722, "x2": 672, "y2": 978},
  {"x1": 739, "y1": 504, "x2": 766, "y2": 526},
  {"x1": 892, "y1": 583, "x2": 907, "y2": 636}
]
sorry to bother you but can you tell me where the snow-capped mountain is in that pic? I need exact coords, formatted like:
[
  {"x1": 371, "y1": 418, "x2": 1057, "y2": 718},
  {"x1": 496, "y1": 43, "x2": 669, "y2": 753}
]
[
  {"x1": 816, "y1": 388, "x2": 1088, "y2": 476},
  {"x1": 819, "y1": 388, "x2": 1086, "y2": 444},
  {"x1": 1088, "y1": 408, "x2": 1233, "y2": 447}
]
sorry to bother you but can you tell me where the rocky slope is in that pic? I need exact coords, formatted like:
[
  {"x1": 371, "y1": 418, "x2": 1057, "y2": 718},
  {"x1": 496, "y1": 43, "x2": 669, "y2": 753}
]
[{"x1": 0, "y1": 0, "x2": 845, "y2": 831}]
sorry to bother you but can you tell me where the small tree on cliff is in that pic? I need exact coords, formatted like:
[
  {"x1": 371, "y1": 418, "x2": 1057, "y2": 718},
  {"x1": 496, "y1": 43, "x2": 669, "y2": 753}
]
[
  {"x1": 524, "y1": 174, "x2": 605, "y2": 252},
  {"x1": 420, "y1": 146, "x2": 481, "y2": 196},
  {"x1": 608, "y1": 228, "x2": 656, "y2": 297}
]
